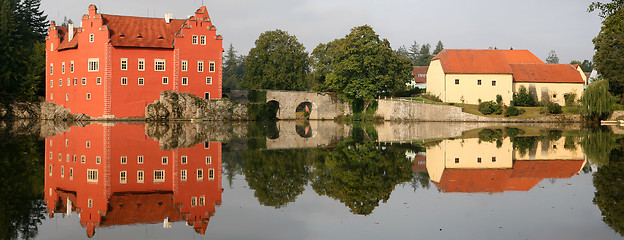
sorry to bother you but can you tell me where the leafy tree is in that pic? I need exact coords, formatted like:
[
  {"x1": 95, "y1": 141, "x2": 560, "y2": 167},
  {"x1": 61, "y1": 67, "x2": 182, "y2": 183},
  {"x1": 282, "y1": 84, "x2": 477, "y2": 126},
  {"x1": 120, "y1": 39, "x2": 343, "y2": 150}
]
[
  {"x1": 223, "y1": 44, "x2": 245, "y2": 89},
  {"x1": 590, "y1": 4, "x2": 624, "y2": 96},
  {"x1": 581, "y1": 78, "x2": 616, "y2": 120},
  {"x1": 512, "y1": 85, "x2": 538, "y2": 107},
  {"x1": 581, "y1": 59, "x2": 594, "y2": 72},
  {"x1": 311, "y1": 38, "x2": 344, "y2": 91},
  {"x1": 395, "y1": 45, "x2": 410, "y2": 60},
  {"x1": 581, "y1": 129, "x2": 619, "y2": 166},
  {"x1": 242, "y1": 30, "x2": 310, "y2": 90},
  {"x1": 433, "y1": 40, "x2": 444, "y2": 55},
  {"x1": 316, "y1": 25, "x2": 412, "y2": 112},
  {"x1": 408, "y1": 41, "x2": 420, "y2": 65},
  {"x1": 570, "y1": 60, "x2": 582, "y2": 66},
  {"x1": 545, "y1": 50, "x2": 560, "y2": 64},
  {"x1": 414, "y1": 43, "x2": 432, "y2": 66}
]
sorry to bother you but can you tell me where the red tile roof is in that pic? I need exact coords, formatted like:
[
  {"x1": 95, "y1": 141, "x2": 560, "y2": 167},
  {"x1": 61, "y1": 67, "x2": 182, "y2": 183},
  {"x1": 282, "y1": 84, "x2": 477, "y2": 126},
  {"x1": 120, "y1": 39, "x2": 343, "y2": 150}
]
[
  {"x1": 500, "y1": 50, "x2": 544, "y2": 64},
  {"x1": 56, "y1": 27, "x2": 79, "y2": 50},
  {"x1": 100, "y1": 192, "x2": 182, "y2": 227},
  {"x1": 412, "y1": 66, "x2": 428, "y2": 84},
  {"x1": 102, "y1": 15, "x2": 186, "y2": 49},
  {"x1": 510, "y1": 64, "x2": 585, "y2": 83},
  {"x1": 432, "y1": 49, "x2": 542, "y2": 74}
]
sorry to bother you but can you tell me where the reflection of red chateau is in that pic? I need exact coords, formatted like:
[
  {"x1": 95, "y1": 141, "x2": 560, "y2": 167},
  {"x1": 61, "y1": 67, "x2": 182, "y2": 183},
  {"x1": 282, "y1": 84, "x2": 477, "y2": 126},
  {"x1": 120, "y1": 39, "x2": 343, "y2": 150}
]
[
  {"x1": 432, "y1": 160, "x2": 586, "y2": 193},
  {"x1": 45, "y1": 5, "x2": 223, "y2": 118},
  {"x1": 44, "y1": 124, "x2": 222, "y2": 237}
]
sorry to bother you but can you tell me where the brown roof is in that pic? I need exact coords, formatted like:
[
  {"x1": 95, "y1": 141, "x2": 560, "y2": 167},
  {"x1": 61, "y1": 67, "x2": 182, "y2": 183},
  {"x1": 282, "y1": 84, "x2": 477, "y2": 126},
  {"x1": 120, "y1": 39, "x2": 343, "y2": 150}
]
[
  {"x1": 510, "y1": 64, "x2": 585, "y2": 83},
  {"x1": 100, "y1": 192, "x2": 182, "y2": 227},
  {"x1": 56, "y1": 27, "x2": 80, "y2": 50},
  {"x1": 500, "y1": 50, "x2": 544, "y2": 64},
  {"x1": 432, "y1": 49, "x2": 513, "y2": 74},
  {"x1": 412, "y1": 66, "x2": 428, "y2": 84},
  {"x1": 102, "y1": 15, "x2": 186, "y2": 49}
]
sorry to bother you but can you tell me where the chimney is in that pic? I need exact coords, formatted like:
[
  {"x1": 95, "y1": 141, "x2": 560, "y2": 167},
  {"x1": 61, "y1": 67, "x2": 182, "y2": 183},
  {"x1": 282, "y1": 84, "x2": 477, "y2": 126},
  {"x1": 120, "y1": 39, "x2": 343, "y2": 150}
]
[
  {"x1": 68, "y1": 23, "x2": 74, "y2": 41},
  {"x1": 165, "y1": 13, "x2": 173, "y2": 24}
]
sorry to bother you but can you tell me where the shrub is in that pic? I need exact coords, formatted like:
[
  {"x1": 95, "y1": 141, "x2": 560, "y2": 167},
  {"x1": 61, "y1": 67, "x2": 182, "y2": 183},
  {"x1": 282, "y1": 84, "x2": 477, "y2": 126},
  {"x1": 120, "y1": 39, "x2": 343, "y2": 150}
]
[
  {"x1": 478, "y1": 101, "x2": 503, "y2": 115},
  {"x1": 513, "y1": 86, "x2": 537, "y2": 107},
  {"x1": 545, "y1": 101, "x2": 562, "y2": 114},
  {"x1": 421, "y1": 93, "x2": 441, "y2": 102},
  {"x1": 581, "y1": 78, "x2": 615, "y2": 121},
  {"x1": 505, "y1": 106, "x2": 522, "y2": 117},
  {"x1": 564, "y1": 92, "x2": 577, "y2": 106},
  {"x1": 496, "y1": 94, "x2": 503, "y2": 104}
]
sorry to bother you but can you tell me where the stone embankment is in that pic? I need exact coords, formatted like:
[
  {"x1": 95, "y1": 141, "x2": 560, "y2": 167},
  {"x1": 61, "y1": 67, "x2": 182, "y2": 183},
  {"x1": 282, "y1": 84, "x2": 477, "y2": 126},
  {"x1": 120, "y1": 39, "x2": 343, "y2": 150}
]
[
  {"x1": 146, "y1": 91, "x2": 248, "y2": 121},
  {"x1": 376, "y1": 99, "x2": 582, "y2": 122}
]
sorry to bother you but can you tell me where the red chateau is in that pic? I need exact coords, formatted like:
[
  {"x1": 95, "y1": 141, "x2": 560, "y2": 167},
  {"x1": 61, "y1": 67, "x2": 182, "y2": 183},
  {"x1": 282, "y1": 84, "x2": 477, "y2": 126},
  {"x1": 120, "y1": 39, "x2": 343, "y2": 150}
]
[
  {"x1": 46, "y1": 5, "x2": 223, "y2": 119},
  {"x1": 45, "y1": 123, "x2": 223, "y2": 237}
]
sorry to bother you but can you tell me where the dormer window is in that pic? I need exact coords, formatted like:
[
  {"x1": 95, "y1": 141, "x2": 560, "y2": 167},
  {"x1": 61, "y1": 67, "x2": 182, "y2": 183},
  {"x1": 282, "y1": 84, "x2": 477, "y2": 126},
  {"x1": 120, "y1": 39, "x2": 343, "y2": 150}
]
[
  {"x1": 136, "y1": 33, "x2": 143, "y2": 39},
  {"x1": 89, "y1": 34, "x2": 94, "y2": 42},
  {"x1": 157, "y1": 34, "x2": 164, "y2": 40}
]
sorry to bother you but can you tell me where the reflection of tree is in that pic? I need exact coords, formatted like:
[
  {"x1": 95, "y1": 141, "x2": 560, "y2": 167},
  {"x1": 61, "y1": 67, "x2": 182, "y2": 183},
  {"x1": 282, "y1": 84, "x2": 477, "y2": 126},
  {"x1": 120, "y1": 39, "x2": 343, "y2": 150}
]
[
  {"x1": 242, "y1": 149, "x2": 310, "y2": 208},
  {"x1": 411, "y1": 172, "x2": 430, "y2": 190},
  {"x1": 582, "y1": 129, "x2": 619, "y2": 166},
  {"x1": 593, "y1": 148, "x2": 624, "y2": 236},
  {"x1": 310, "y1": 137, "x2": 412, "y2": 215},
  {"x1": 0, "y1": 123, "x2": 45, "y2": 239}
]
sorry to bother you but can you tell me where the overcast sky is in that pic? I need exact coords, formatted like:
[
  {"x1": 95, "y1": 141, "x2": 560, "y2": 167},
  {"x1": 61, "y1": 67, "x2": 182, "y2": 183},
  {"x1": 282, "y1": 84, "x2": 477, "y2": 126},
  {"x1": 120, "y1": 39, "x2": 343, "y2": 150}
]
[{"x1": 42, "y1": 0, "x2": 603, "y2": 64}]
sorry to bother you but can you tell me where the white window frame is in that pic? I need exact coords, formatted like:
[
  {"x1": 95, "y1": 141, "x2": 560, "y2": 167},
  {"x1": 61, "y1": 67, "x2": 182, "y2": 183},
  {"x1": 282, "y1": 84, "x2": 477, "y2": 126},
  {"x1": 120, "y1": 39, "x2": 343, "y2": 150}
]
[
  {"x1": 181, "y1": 156, "x2": 188, "y2": 164},
  {"x1": 154, "y1": 59, "x2": 166, "y2": 71},
  {"x1": 96, "y1": 156, "x2": 101, "y2": 164},
  {"x1": 120, "y1": 171, "x2": 127, "y2": 183},
  {"x1": 87, "y1": 169, "x2": 98, "y2": 183},
  {"x1": 96, "y1": 77, "x2": 101, "y2": 85},
  {"x1": 88, "y1": 58, "x2": 99, "y2": 72},
  {"x1": 138, "y1": 78, "x2": 144, "y2": 85},
  {"x1": 61, "y1": 166, "x2": 64, "y2": 178},
  {"x1": 137, "y1": 156, "x2": 144, "y2": 164},
  {"x1": 120, "y1": 58, "x2": 128, "y2": 70},
  {"x1": 74, "y1": 78, "x2": 78, "y2": 85},
  {"x1": 49, "y1": 165, "x2": 53, "y2": 176},
  {"x1": 206, "y1": 156, "x2": 212, "y2": 164},
  {"x1": 206, "y1": 77, "x2": 212, "y2": 85},
  {"x1": 138, "y1": 58, "x2": 145, "y2": 71},
  {"x1": 162, "y1": 77, "x2": 169, "y2": 84},
  {"x1": 81, "y1": 78, "x2": 87, "y2": 85},
  {"x1": 137, "y1": 170, "x2": 144, "y2": 183},
  {"x1": 70, "y1": 168, "x2": 73, "y2": 180},
  {"x1": 200, "y1": 35, "x2": 206, "y2": 45},
  {"x1": 86, "y1": 141, "x2": 91, "y2": 148},
  {"x1": 192, "y1": 35, "x2": 198, "y2": 44},
  {"x1": 50, "y1": 63, "x2": 53, "y2": 75},
  {"x1": 204, "y1": 92, "x2": 210, "y2": 99},
  {"x1": 204, "y1": 142, "x2": 209, "y2": 149},
  {"x1": 59, "y1": 79, "x2": 62, "y2": 86},
  {"x1": 70, "y1": 61, "x2": 74, "y2": 73},
  {"x1": 50, "y1": 43, "x2": 54, "y2": 52},
  {"x1": 181, "y1": 169, "x2": 187, "y2": 181},
  {"x1": 86, "y1": 93, "x2": 91, "y2": 100},
  {"x1": 182, "y1": 77, "x2": 188, "y2": 85},
  {"x1": 162, "y1": 156, "x2": 168, "y2": 165},
  {"x1": 181, "y1": 60, "x2": 188, "y2": 71},
  {"x1": 197, "y1": 169, "x2": 204, "y2": 180},
  {"x1": 197, "y1": 60, "x2": 204, "y2": 72},
  {"x1": 121, "y1": 156, "x2": 127, "y2": 164},
  {"x1": 191, "y1": 197, "x2": 197, "y2": 206},
  {"x1": 208, "y1": 168, "x2": 215, "y2": 180},
  {"x1": 121, "y1": 77, "x2": 128, "y2": 85},
  {"x1": 81, "y1": 155, "x2": 86, "y2": 163},
  {"x1": 65, "y1": 93, "x2": 69, "y2": 101},
  {"x1": 62, "y1": 62, "x2": 65, "y2": 74},
  {"x1": 209, "y1": 61, "x2": 216, "y2": 72},
  {"x1": 88, "y1": 199, "x2": 93, "y2": 208},
  {"x1": 154, "y1": 170, "x2": 165, "y2": 182},
  {"x1": 199, "y1": 196, "x2": 205, "y2": 206},
  {"x1": 89, "y1": 34, "x2": 94, "y2": 42},
  {"x1": 67, "y1": 78, "x2": 70, "y2": 86},
  {"x1": 50, "y1": 79, "x2": 53, "y2": 88}
]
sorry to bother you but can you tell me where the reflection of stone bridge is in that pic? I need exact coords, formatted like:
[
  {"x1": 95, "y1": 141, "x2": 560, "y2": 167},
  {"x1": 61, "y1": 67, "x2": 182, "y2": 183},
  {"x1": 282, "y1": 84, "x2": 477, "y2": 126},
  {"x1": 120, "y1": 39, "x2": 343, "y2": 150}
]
[
  {"x1": 265, "y1": 90, "x2": 351, "y2": 120},
  {"x1": 265, "y1": 121, "x2": 350, "y2": 150}
]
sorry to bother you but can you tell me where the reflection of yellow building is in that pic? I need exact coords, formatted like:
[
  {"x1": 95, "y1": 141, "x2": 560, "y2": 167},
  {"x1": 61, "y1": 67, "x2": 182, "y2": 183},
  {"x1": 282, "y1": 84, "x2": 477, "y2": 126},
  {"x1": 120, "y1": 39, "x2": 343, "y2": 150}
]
[
  {"x1": 426, "y1": 136, "x2": 586, "y2": 193},
  {"x1": 426, "y1": 49, "x2": 585, "y2": 106}
]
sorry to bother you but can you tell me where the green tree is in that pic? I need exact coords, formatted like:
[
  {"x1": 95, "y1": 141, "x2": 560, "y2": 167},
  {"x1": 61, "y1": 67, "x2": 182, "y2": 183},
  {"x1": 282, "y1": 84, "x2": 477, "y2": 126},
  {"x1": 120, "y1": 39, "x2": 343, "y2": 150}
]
[
  {"x1": 581, "y1": 78, "x2": 616, "y2": 121},
  {"x1": 242, "y1": 30, "x2": 310, "y2": 90},
  {"x1": 311, "y1": 38, "x2": 344, "y2": 91},
  {"x1": 223, "y1": 44, "x2": 245, "y2": 89},
  {"x1": 545, "y1": 50, "x2": 560, "y2": 64},
  {"x1": 414, "y1": 43, "x2": 432, "y2": 66},
  {"x1": 395, "y1": 45, "x2": 410, "y2": 60},
  {"x1": 590, "y1": 4, "x2": 624, "y2": 96},
  {"x1": 592, "y1": 144, "x2": 624, "y2": 236},
  {"x1": 570, "y1": 60, "x2": 582, "y2": 66},
  {"x1": 317, "y1": 25, "x2": 412, "y2": 112},
  {"x1": 433, "y1": 40, "x2": 444, "y2": 55},
  {"x1": 581, "y1": 129, "x2": 619, "y2": 166},
  {"x1": 408, "y1": 41, "x2": 420, "y2": 65},
  {"x1": 581, "y1": 59, "x2": 594, "y2": 72}
]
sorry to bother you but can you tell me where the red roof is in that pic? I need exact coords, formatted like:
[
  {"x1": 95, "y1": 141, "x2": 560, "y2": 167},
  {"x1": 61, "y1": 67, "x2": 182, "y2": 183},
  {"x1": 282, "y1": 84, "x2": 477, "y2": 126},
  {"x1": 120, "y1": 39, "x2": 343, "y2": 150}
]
[
  {"x1": 510, "y1": 64, "x2": 585, "y2": 83},
  {"x1": 56, "y1": 27, "x2": 80, "y2": 50},
  {"x1": 412, "y1": 66, "x2": 428, "y2": 84},
  {"x1": 102, "y1": 15, "x2": 185, "y2": 49},
  {"x1": 432, "y1": 49, "x2": 542, "y2": 74},
  {"x1": 100, "y1": 192, "x2": 182, "y2": 227},
  {"x1": 500, "y1": 50, "x2": 544, "y2": 64}
]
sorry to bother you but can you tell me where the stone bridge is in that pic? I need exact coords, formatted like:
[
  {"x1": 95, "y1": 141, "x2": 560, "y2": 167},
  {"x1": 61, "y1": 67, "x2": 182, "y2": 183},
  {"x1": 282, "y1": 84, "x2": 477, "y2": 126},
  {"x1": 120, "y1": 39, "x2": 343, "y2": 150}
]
[{"x1": 265, "y1": 90, "x2": 351, "y2": 120}]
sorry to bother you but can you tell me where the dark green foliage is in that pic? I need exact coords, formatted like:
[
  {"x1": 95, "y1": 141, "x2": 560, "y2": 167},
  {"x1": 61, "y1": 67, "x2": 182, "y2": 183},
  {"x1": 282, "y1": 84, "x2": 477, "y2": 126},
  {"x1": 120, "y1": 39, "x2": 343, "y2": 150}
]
[
  {"x1": 394, "y1": 88, "x2": 422, "y2": 97},
  {"x1": 581, "y1": 129, "x2": 619, "y2": 166},
  {"x1": 421, "y1": 93, "x2": 441, "y2": 102},
  {"x1": 478, "y1": 101, "x2": 503, "y2": 115},
  {"x1": 590, "y1": 3, "x2": 624, "y2": 96},
  {"x1": 545, "y1": 101, "x2": 563, "y2": 114},
  {"x1": 592, "y1": 141, "x2": 624, "y2": 237},
  {"x1": 496, "y1": 94, "x2": 503, "y2": 104},
  {"x1": 247, "y1": 90, "x2": 267, "y2": 103},
  {"x1": 242, "y1": 30, "x2": 310, "y2": 90},
  {"x1": 581, "y1": 79, "x2": 616, "y2": 120},
  {"x1": 433, "y1": 40, "x2": 444, "y2": 56},
  {"x1": 565, "y1": 92, "x2": 577, "y2": 106},
  {"x1": 504, "y1": 105, "x2": 522, "y2": 117},
  {"x1": 414, "y1": 43, "x2": 432, "y2": 66},
  {"x1": 223, "y1": 44, "x2": 245, "y2": 89},
  {"x1": 564, "y1": 136, "x2": 578, "y2": 150},
  {"x1": 478, "y1": 129, "x2": 503, "y2": 143},
  {"x1": 545, "y1": 50, "x2": 560, "y2": 64},
  {"x1": 512, "y1": 86, "x2": 538, "y2": 107}
]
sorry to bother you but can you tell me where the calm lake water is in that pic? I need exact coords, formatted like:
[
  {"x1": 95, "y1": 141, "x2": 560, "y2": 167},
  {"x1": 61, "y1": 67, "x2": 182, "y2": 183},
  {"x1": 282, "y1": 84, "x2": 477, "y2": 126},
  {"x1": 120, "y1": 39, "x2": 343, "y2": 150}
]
[{"x1": 2, "y1": 120, "x2": 624, "y2": 239}]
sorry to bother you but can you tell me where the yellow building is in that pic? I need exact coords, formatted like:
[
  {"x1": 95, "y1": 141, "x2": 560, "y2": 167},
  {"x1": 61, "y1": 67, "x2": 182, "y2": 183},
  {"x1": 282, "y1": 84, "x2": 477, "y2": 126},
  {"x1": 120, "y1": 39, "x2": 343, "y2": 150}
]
[{"x1": 426, "y1": 49, "x2": 586, "y2": 106}]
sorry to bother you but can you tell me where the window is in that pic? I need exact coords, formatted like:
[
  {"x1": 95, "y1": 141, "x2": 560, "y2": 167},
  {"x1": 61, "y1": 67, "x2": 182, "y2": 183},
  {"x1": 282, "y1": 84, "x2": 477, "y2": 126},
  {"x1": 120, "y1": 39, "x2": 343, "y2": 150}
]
[
  {"x1": 50, "y1": 93, "x2": 53, "y2": 99},
  {"x1": 121, "y1": 156, "x2": 127, "y2": 164},
  {"x1": 65, "y1": 139, "x2": 69, "y2": 147},
  {"x1": 181, "y1": 170, "x2": 187, "y2": 181},
  {"x1": 553, "y1": 94, "x2": 557, "y2": 98},
  {"x1": 88, "y1": 58, "x2": 99, "y2": 72},
  {"x1": 81, "y1": 155, "x2": 86, "y2": 163},
  {"x1": 197, "y1": 169, "x2": 204, "y2": 180},
  {"x1": 191, "y1": 197, "x2": 197, "y2": 206},
  {"x1": 49, "y1": 165, "x2": 53, "y2": 176},
  {"x1": 61, "y1": 166, "x2": 64, "y2": 178},
  {"x1": 81, "y1": 78, "x2": 87, "y2": 85},
  {"x1": 492, "y1": 80, "x2": 496, "y2": 86},
  {"x1": 162, "y1": 77, "x2": 169, "y2": 84},
  {"x1": 209, "y1": 61, "x2": 216, "y2": 72},
  {"x1": 455, "y1": 79, "x2": 459, "y2": 85},
  {"x1": 155, "y1": 59, "x2": 166, "y2": 71},
  {"x1": 208, "y1": 169, "x2": 214, "y2": 180},
  {"x1": 96, "y1": 156, "x2": 101, "y2": 164},
  {"x1": 138, "y1": 58, "x2": 145, "y2": 71},
  {"x1": 137, "y1": 171, "x2": 144, "y2": 183},
  {"x1": 206, "y1": 77, "x2": 212, "y2": 85},
  {"x1": 73, "y1": 155, "x2": 77, "y2": 162},
  {"x1": 120, "y1": 171, "x2": 127, "y2": 183},
  {"x1": 477, "y1": 79, "x2": 482, "y2": 85},
  {"x1": 200, "y1": 35, "x2": 206, "y2": 45},
  {"x1": 199, "y1": 196, "x2": 205, "y2": 206},
  {"x1": 70, "y1": 168, "x2": 73, "y2": 180},
  {"x1": 154, "y1": 170, "x2": 165, "y2": 182},
  {"x1": 67, "y1": 78, "x2": 70, "y2": 86},
  {"x1": 70, "y1": 61, "x2": 74, "y2": 73},
  {"x1": 492, "y1": 157, "x2": 497, "y2": 162},
  {"x1": 88, "y1": 199, "x2": 93, "y2": 208},
  {"x1": 137, "y1": 156, "x2": 144, "y2": 164},
  {"x1": 204, "y1": 92, "x2": 210, "y2": 99},
  {"x1": 86, "y1": 141, "x2": 91, "y2": 148},
  {"x1": 74, "y1": 78, "x2": 78, "y2": 85},
  {"x1": 206, "y1": 156, "x2": 212, "y2": 164},
  {"x1": 50, "y1": 43, "x2": 53, "y2": 52},
  {"x1": 87, "y1": 169, "x2": 98, "y2": 182},
  {"x1": 454, "y1": 158, "x2": 459, "y2": 163},
  {"x1": 181, "y1": 156, "x2": 188, "y2": 164},
  {"x1": 86, "y1": 93, "x2": 91, "y2": 100},
  {"x1": 121, "y1": 77, "x2": 128, "y2": 85},
  {"x1": 62, "y1": 62, "x2": 65, "y2": 74},
  {"x1": 59, "y1": 79, "x2": 62, "y2": 86},
  {"x1": 182, "y1": 77, "x2": 188, "y2": 85},
  {"x1": 204, "y1": 142, "x2": 210, "y2": 149},
  {"x1": 49, "y1": 152, "x2": 52, "y2": 159},
  {"x1": 50, "y1": 63, "x2": 53, "y2": 75},
  {"x1": 181, "y1": 60, "x2": 188, "y2": 71},
  {"x1": 89, "y1": 34, "x2": 94, "y2": 42},
  {"x1": 58, "y1": 153, "x2": 61, "y2": 161},
  {"x1": 477, "y1": 157, "x2": 482, "y2": 163},
  {"x1": 192, "y1": 35, "x2": 198, "y2": 44},
  {"x1": 162, "y1": 156, "x2": 168, "y2": 165},
  {"x1": 120, "y1": 58, "x2": 128, "y2": 70},
  {"x1": 197, "y1": 60, "x2": 204, "y2": 72},
  {"x1": 50, "y1": 79, "x2": 53, "y2": 88},
  {"x1": 66, "y1": 93, "x2": 69, "y2": 101},
  {"x1": 138, "y1": 78, "x2": 144, "y2": 85}
]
